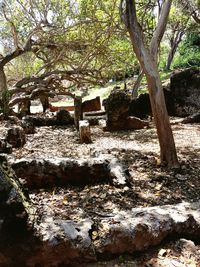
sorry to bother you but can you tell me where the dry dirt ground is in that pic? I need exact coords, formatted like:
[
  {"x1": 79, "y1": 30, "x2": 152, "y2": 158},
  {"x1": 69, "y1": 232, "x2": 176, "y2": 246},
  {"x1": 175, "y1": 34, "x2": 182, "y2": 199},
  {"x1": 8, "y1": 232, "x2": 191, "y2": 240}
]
[{"x1": 6, "y1": 118, "x2": 200, "y2": 266}]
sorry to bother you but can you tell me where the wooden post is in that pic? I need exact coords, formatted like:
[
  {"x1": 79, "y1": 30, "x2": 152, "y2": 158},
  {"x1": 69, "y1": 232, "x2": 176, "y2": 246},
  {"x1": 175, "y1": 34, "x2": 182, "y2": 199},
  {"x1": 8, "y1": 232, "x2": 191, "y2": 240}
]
[
  {"x1": 79, "y1": 120, "x2": 92, "y2": 144},
  {"x1": 74, "y1": 96, "x2": 82, "y2": 130}
]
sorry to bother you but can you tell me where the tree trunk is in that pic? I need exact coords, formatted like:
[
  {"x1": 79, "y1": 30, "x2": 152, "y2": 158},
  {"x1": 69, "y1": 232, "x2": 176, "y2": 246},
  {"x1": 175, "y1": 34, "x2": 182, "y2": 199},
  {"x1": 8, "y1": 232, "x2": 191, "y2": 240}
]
[
  {"x1": 145, "y1": 67, "x2": 178, "y2": 165},
  {"x1": 39, "y1": 95, "x2": 49, "y2": 112},
  {"x1": 0, "y1": 67, "x2": 7, "y2": 94},
  {"x1": 74, "y1": 96, "x2": 83, "y2": 130},
  {"x1": 132, "y1": 70, "x2": 144, "y2": 99},
  {"x1": 165, "y1": 48, "x2": 175, "y2": 71},
  {"x1": 165, "y1": 32, "x2": 184, "y2": 71},
  {"x1": 121, "y1": 0, "x2": 179, "y2": 167},
  {"x1": 0, "y1": 66, "x2": 10, "y2": 117}
]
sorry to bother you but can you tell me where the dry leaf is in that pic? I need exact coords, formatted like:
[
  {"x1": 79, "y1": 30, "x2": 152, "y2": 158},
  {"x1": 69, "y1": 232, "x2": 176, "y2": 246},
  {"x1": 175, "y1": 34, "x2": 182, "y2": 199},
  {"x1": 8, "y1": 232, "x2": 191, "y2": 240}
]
[{"x1": 63, "y1": 199, "x2": 68, "y2": 205}]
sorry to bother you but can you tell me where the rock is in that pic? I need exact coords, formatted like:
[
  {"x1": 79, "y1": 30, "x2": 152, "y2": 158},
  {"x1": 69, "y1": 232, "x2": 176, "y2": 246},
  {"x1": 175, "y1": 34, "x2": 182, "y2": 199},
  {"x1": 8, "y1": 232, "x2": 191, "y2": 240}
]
[
  {"x1": 11, "y1": 155, "x2": 130, "y2": 189},
  {"x1": 126, "y1": 116, "x2": 149, "y2": 130},
  {"x1": 56, "y1": 109, "x2": 74, "y2": 125},
  {"x1": 105, "y1": 90, "x2": 131, "y2": 122},
  {"x1": 0, "y1": 138, "x2": 12, "y2": 153},
  {"x1": 181, "y1": 112, "x2": 200, "y2": 124},
  {"x1": 95, "y1": 201, "x2": 200, "y2": 254},
  {"x1": 129, "y1": 93, "x2": 152, "y2": 119},
  {"x1": 27, "y1": 218, "x2": 96, "y2": 266},
  {"x1": 12, "y1": 157, "x2": 110, "y2": 188},
  {"x1": 23, "y1": 112, "x2": 73, "y2": 127},
  {"x1": 82, "y1": 96, "x2": 101, "y2": 112},
  {"x1": 129, "y1": 68, "x2": 200, "y2": 118},
  {"x1": 108, "y1": 156, "x2": 130, "y2": 186},
  {"x1": 104, "y1": 90, "x2": 131, "y2": 131},
  {"x1": 0, "y1": 155, "x2": 29, "y2": 239},
  {"x1": 24, "y1": 115, "x2": 56, "y2": 126},
  {"x1": 0, "y1": 178, "x2": 200, "y2": 266},
  {"x1": 5, "y1": 116, "x2": 35, "y2": 134},
  {"x1": 6, "y1": 125, "x2": 26, "y2": 148},
  {"x1": 22, "y1": 201, "x2": 200, "y2": 266},
  {"x1": 7, "y1": 115, "x2": 21, "y2": 125},
  {"x1": 21, "y1": 117, "x2": 35, "y2": 134},
  {"x1": 129, "y1": 90, "x2": 175, "y2": 119},
  {"x1": 170, "y1": 67, "x2": 200, "y2": 116},
  {"x1": 104, "y1": 90, "x2": 149, "y2": 131}
]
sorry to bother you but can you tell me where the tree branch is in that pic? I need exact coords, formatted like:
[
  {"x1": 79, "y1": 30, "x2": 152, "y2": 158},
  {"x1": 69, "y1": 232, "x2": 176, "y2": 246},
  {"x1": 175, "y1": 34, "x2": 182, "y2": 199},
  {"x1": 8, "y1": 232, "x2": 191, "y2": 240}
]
[{"x1": 150, "y1": 0, "x2": 172, "y2": 61}]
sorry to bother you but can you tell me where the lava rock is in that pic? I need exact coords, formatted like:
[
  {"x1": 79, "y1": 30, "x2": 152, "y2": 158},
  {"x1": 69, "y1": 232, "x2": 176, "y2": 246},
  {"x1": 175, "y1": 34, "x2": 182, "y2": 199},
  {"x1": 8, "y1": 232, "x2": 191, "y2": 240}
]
[
  {"x1": 170, "y1": 67, "x2": 200, "y2": 116},
  {"x1": 56, "y1": 109, "x2": 73, "y2": 125},
  {"x1": 6, "y1": 125, "x2": 26, "y2": 148}
]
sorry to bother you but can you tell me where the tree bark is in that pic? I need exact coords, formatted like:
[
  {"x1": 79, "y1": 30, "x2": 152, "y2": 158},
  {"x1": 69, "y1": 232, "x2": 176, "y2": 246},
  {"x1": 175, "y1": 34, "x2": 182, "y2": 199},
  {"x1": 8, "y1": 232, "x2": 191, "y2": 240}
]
[
  {"x1": 132, "y1": 70, "x2": 144, "y2": 99},
  {"x1": 165, "y1": 46, "x2": 175, "y2": 71},
  {"x1": 131, "y1": 0, "x2": 172, "y2": 99},
  {"x1": 0, "y1": 66, "x2": 10, "y2": 117},
  {"x1": 0, "y1": 66, "x2": 7, "y2": 95},
  {"x1": 74, "y1": 96, "x2": 83, "y2": 130},
  {"x1": 121, "y1": 0, "x2": 179, "y2": 167}
]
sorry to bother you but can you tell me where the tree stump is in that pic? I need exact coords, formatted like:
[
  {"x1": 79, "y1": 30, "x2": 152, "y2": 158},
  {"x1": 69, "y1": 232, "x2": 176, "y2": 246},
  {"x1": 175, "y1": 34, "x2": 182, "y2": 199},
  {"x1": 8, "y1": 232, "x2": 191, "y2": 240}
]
[{"x1": 79, "y1": 120, "x2": 92, "y2": 144}]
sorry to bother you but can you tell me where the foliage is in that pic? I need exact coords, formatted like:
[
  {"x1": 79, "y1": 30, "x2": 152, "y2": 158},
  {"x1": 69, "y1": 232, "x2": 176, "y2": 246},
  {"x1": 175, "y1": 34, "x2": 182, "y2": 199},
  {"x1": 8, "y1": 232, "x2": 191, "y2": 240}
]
[
  {"x1": 0, "y1": 0, "x2": 138, "y2": 90},
  {"x1": 173, "y1": 32, "x2": 200, "y2": 69},
  {"x1": 0, "y1": 88, "x2": 11, "y2": 115},
  {"x1": 0, "y1": 0, "x2": 199, "y2": 98}
]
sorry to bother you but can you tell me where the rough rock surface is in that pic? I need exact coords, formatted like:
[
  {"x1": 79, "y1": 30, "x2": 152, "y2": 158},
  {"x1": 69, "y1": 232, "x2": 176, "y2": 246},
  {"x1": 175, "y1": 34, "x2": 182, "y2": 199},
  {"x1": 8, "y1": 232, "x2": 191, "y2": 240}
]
[
  {"x1": 0, "y1": 138, "x2": 12, "y2": 153},
  {"x1": 94, "y1": 201, "x2": 200, "y2": 255},
  {"x1": 23, "y1": 110, "x2": 73, "y2": 127},
  {"x1": 126, "y1": 116, "x2": 149, "y2": 130},
  {"x1": 56, "y1": 109, "x2": 74, "y2": 125},
  {"x1": 104, "y1": 90, "x2": 148, "y2": 131},
  {"x1": 5, "y1": 116, "x2": 35, "y2": 134},
  {"x1": 170, "y1": 67, "x2": 200, "y2": 116},
  {"x1": 181, "y1": 111, "x2": 200, "y2": 124},
  {"x1": 129, "y1": 90, "x2": 176, "y2": 119},
  {"x1": 129, "y1": 93, "x2": 152, "y2": 119},
  {"x1": 0, "y1": 155, "x2": 29, "y2": 245},
  {"x1": 6, "y1": 125, "x2": 26, "y2": 148},
  {"x1": 0, "y1": 118, "x2": 200, "y2": 265},
  {"x1": 21, "y1": 116, "x2": 35, "y2": 134},
  {"x1": 129, "y1": 67, "x2": 200, "y2": 118},
  {"x1": 23, "y1": 201, "x2": 200, "y2": 266},
  {"x1": 11, "y1": 155, "x2": 130, "y2": 188}
]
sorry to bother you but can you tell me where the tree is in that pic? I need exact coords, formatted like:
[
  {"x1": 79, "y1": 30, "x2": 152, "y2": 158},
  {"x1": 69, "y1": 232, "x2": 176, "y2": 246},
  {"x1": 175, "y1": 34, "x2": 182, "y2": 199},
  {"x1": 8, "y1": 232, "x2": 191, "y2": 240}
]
[
  {"x1": 131, "y1": 0, "x2": 170, "y2": 98},
  {"x1": 173, "y1": 31, "x2": 200, "y2": 68},
  {"x1": 0, "y1": 0, "x2": 52, "y2": 116},
  {"x1": 120, "y1": 0, "x2": 179, "y2": 167},
  {"x1": 164, "y1": 3, "x2": 191, "y2": 71},
  {"x1": 177, "y1": 0, "x2": 200, "y2": 24},
  {"x1": 0, "y1": 0, "x2": 137, "y2": 115}
]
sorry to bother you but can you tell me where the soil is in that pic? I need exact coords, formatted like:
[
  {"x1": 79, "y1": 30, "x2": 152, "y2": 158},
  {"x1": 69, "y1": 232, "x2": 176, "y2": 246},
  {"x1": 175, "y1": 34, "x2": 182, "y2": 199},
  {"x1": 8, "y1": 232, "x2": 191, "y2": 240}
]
[{"x1": 3, "y1": 117, "x2": 200, "y2": 266}]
